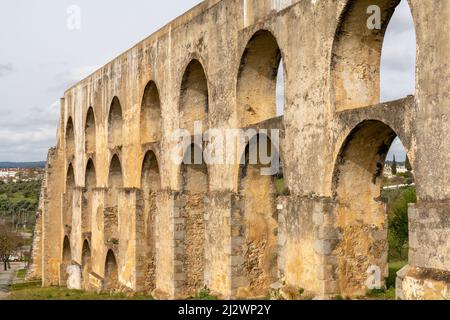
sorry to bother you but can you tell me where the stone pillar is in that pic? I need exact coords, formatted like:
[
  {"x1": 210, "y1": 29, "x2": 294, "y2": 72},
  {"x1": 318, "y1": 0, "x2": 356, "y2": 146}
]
[
  {"x1": 117, "y1": 188, "x2": 139, "y2": 291},
  {"x1": 90, "y1": 188, "x2": 106, "y2": 281},
  {"x1": 396, "y1": 203, "x2": 450, "y2": 299},
  {"x1": 134, "y1": 189, "x2": 146, "y2": 292},
  {"x1": 42, "y1": 148, "x2": 64, "y2": 287},
  {"x1": 71, "y1": 186, "x2": 83, "y2": 264},
  {"x1": 152, "y1": 190, "x2": 177, "y2": 299},
  {"x1": 27, "y1": 211, "x2": 43, "y2": 280},
  {"x1": 204, "y1": 191, "x2": 233, "y2": 298},
  {"x1": 230, "y1": 191, "x2": 283, "y2": 299},
  {"x1": 280, "y1": 195, "x2": 336, "y2": 298},
  {"x1": 230, "y1": 193, "x2": 246, "y2": 296},
  {"x1": 400, "y1": 0, "x2": 450, "y2": 300}
]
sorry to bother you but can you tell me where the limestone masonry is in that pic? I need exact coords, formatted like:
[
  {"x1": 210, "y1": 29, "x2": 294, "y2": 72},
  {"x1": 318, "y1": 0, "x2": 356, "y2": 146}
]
[{"x1": 30, "y1": 0, "x2": 450, "y2": 299}]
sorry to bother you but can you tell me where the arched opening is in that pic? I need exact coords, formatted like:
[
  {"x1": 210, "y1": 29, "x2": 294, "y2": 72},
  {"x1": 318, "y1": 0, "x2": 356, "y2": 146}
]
[
  {"x1": 237, "y1": 30, "x2": 282, "y2": 127},
  {"x1": 104, "y1": 250, "x2": 119, "y2": 291},
  {"x1": 85, "y1": 107, "x2": 96, "y2": 154},
  {"x1": 332, "y1": 0, "x2": 416, "y2": 111},
  {"x1": 179, "y1": 60, "x2": 209, "y2": 134},
  {"x1": 64, "y1": 164, "x2": 75, "y2": 228},
  {"x1": 276, "y1": 62, "x2": 285, "y2": 117},
  {"x1": 181, "y1": 144, "x2": 208, "y2": 193},
  {"x1": 235, "y1": 134, "x2": 281, "y2": 298},
  {"x1": 140, "y1": 151, "x2": 161, "y2": 291},
  {"x1": 62, "y1": 236, "x2": 72, "y2": 263},
  {"x1": 179, "y1": 144, "x2": 208, "y2": 296},
  {"x1": 108, "y1": 97, "x2": 123, "y2": 147},
  {"x1": 380, "y1": 0, "x2": 416, "y2": 102},
  {"x1": 65, "y1": 117, "x2": 75, "y2": 156},
  {"x1": 332, "y1": 120, "x2": 415, "y2": 297},
  {"x1": 61, "y1": 236, "x2": 72, "y2": 285},
  {"x1": 140, "y1": 81, "x2": 161, "y2": 144},
  {"x1": 81, "y1": 240, "x2": 91, "y2": 290},
  {"x1": 105, "y1": 155, "x2": 123, "y2": 240},
  {"x1": 82, "y1": 159, "x2": 96, "y2": 233}
]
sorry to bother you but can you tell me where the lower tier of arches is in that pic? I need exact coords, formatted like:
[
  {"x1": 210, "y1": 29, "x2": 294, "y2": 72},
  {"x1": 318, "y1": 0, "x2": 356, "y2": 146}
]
[{"x1": 54, "y1": 189, "x2": 450, "y2": 300}]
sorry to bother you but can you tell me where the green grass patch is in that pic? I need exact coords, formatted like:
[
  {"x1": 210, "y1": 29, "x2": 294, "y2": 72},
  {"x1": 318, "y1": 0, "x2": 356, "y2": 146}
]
[
  {"x1": 274, "y1": 178, "x2": 290, "y2": 195},
  {"x1": 7, "y1": 281, "x2": 153, "y2": 300},
  {"x1": 188, "y1": 288, "x2": 218, "y2": 300},
  {"x1": 16, "y1": 269, "x2": 27, "y2": 279}
]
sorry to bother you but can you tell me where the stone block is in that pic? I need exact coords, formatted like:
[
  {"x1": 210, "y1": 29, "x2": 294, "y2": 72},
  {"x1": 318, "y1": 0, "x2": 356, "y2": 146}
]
[{"x1": 314, "y1": 240, "x2": 334, "y2": 256}]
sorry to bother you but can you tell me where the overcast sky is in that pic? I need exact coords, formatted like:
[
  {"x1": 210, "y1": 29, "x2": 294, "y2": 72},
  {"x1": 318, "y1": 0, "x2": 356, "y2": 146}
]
[{"x1": 0, "y1": 0, "x2": 414, "y2": 162}]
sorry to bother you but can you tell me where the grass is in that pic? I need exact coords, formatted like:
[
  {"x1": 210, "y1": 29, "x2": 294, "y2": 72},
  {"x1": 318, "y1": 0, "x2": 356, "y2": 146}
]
[
  {"x1": 16, "y1": 269, "x2": 27, "y2": 279},
  {"x1": 366, "y1": 260, "x2": 407, "y2": 300},
  {"x1": 7, "y1": 281, "x2": 154, "y2": 300},
  {"x1": 275, "y1": 178, "x2": 290, "y2": 195},
  {"x1": 6, "y1": 262, "x2": 408, "y2": 300},
  {"x1": 188, "y1": 288, "x2": 218, "y2": 300}
]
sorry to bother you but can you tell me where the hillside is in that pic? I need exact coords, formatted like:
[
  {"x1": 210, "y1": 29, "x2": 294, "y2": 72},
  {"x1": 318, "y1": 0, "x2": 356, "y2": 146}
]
[{"x1": 0, "y1": 162, "x2": 45, "y2": 169}]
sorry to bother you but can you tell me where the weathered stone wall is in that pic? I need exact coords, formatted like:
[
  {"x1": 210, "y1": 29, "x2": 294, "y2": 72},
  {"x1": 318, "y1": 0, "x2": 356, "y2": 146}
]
[
  {"x1": 179, "y1": 193, "x2": 206, "y2": 297},
  {"x1": 32, "y1": 0, "x2": 450, "y2": 299},
  {"x1": 27, "y1": 170, "x2": 48, "y2": 281},
  {"x1": 409, "y1": 203, "x2": 450, "y2": 271},
  {"x1": 27, "y1": 211, "x2": 42, "y2": 280}
]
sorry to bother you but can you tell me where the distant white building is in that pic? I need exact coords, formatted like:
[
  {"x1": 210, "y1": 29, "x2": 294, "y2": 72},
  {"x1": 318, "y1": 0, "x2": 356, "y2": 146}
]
[
  {"x1": 0, "y1": 168, "x2": 17, "y2": 180},
  {"x1": 383, "y1": 162, "x2": 408, "y2": 177}
]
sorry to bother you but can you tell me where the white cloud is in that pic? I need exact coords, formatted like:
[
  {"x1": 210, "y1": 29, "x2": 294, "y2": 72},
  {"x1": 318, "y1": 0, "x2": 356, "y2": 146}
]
[
  {"x1": 0, "y1": 101, "x2": 59, "y2": 162},
  {"x1": 0, "y1": 0, "x2": 415, "y2": 162},
  {"x1": 387, "y1": 137, "x2": 407, "y2": 162},
  {"x1": 0, "y1": 63, "x2": 13, "y2": 77},
  {"x1": 51, "y1": 65, "x2": 99, "y2": 92},
  {"x1": 382, "y1": 0, "x2": 415, "y2": 160},
  {"x1": 380, "y1": 0, "x2": 416, "y2": 102}
]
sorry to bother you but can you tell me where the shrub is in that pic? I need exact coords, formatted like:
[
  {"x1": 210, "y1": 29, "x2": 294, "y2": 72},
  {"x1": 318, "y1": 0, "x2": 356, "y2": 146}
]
[{"x1": 388, "y1": 187, "x2": 416, "y2": 260}]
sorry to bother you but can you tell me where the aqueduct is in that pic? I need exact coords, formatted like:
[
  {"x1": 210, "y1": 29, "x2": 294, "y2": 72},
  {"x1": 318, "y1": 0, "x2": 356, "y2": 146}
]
[{"x1": 29, "y1": 0, "x2": 450, "y2": 299}]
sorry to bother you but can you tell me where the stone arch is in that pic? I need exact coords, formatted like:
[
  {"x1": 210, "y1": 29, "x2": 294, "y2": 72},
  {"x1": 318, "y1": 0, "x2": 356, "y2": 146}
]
[
  {"x1": 104, "y1": 250, "x2": 119, "y2": 291},
  {"x1": 105, "y1": 155, "x2": 123, "y2": 241},
  {"x1": 108, "y1": 97, "x2": 123, "y2": 147},
  {"x1": 82, "y1": 159, "x2": 96, "y2": 233},
  {"x1": 237, "y1": 30, "x2": 283, "y2": 127},
  {"x1": 234, "y1": 133, "x2": 281, "y2": 298},
  {"x1": 331, "y1": 120, "x2": 414, "y2": 297},
  {"x1": 140, "y1": 81, "x2": 162, "y2": 144},
  {"x1": 178, "y1": 143, "x2": 208, "y2": 296},
  {"x1": 85, "y1": 107, "x2": 96, "y2": 154},
  {"x1": 65, "y1": 117, "x2": 75, "y2": 156},
  {"x1": 62, "y1": 235, "x2": 72, "y2": 263},
  {"x1": 276, "y1": 60, "x2": 286, "y2": 117},
  {"x1": 141, "y1": 150, "x2": 161, "y2": 190},
  {"x1": 179, "y1": 59, "x2": 209, "y2": 134},
  {"x1": 380, "y1": 0, "x2": 416, "y2": 102},
  {"x1": 81, "y1": 240, "x2": 91, "y2": 290},
  {"x1": 140, "y1": 150, "x2": 161, "y2": 291},
  {"x1": 181, "y1": 143, "x2": 209, "y2": 193},
  {"x1": 64, "y1": 164, "x2": 75, "y2": 228},
  {"x1": 331, "y1": 0, "x2": 416, "y2": 111},
  {"x1": 61, "y1": 236, "x2": 72, "y2": 285}
]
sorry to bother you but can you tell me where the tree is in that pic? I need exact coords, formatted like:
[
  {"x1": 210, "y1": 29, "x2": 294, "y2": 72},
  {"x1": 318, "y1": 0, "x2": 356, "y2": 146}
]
[
  {"x1": 0, "y1": 224, "x2": 23, "y2": 270},
  {"x1": 391, "y1": 155, "x2": 397, "y2": 176},
  {"x1": 405, "y1": 156, "x2": 412, "y2": 172}
]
